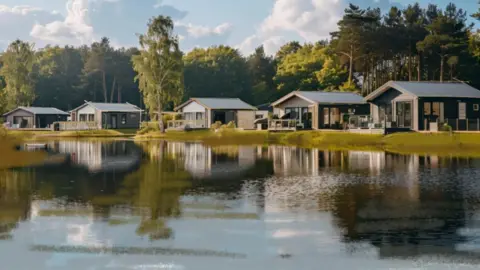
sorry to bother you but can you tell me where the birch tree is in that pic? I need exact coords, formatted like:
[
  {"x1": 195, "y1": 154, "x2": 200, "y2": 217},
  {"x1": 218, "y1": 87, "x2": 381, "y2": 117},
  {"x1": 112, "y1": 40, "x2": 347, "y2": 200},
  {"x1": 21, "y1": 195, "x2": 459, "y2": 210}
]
[{"x1": 132, "y1": 16, "x2": 184, "y2": 133}]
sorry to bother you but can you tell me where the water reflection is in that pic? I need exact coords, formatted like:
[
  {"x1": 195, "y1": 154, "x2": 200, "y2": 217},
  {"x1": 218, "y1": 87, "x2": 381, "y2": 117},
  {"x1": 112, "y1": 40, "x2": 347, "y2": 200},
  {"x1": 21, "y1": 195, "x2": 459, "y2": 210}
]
[{"x1": 3, "y1": 140, "x2": 480, "y2": 269}]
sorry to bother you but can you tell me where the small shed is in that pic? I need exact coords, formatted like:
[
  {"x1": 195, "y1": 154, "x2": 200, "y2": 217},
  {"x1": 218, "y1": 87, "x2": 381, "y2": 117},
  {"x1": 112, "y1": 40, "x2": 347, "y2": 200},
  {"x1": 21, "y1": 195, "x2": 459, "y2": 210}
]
[
  {"x1": 70, "y1": 101, "x2": 143, "y2": 129},
  {"x1": 270, "y1": 91, "x2": 370, "y2": 130},
  {"x1": 3, "y1": 107, "x2": 69, "y2": 129},
  {"x1": 172, "y1": 98, "x2": 257, "y2": 129},
  {"x1": 365, "y1": 81, "x2": 480, "y2": 131}
]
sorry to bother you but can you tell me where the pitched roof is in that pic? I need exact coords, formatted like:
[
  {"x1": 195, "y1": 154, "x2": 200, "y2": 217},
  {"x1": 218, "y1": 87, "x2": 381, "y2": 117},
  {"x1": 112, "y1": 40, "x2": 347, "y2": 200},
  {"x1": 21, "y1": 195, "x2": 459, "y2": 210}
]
[
  {"x1": 175, "y1": 98, "x2": 257, "y2": 111},
  {"x1": 365, "y1": 81, "x2": 480, "y2": 101},
  {"x1": 271, "y1": 91, "x2": 366, "y2": 107},
  {"x1": 3, "y1": 107, "x2": 69, "y2": 116},
  {"x1": 71, "y1": 102, "x2": 143, "y2": 112}
]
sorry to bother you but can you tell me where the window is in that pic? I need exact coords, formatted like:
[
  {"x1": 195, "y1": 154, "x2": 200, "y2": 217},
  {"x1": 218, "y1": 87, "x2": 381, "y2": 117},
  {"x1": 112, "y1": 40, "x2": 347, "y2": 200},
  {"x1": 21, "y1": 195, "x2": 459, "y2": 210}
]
[
  {"x1": 196, "y1": 112, "x2": 204, "y2": 120},
  {"x1": 121, "y1": 114, "x2": 127, "y2": 125},
  {"x1": 323, "y1": 108, "x2": 330, "y2": 125},
  {"x1": 432, "y1": 102, "x2": 440, "y2": 116},
  {"x1": 88, "y1": 114, "x2": 95, "y2": 122},
  {"x1": 424, "y1": 102, "x2": 431, "y2": 115},
  {"x1": 79, "y1": 114, "x2": 86, "y2": 121},
  {"x1": 474, "y1": 104, "x2": 479, "y2": 111},
  {"x1": 255, "y1": 114, "x2": 264, "y2": 119}
]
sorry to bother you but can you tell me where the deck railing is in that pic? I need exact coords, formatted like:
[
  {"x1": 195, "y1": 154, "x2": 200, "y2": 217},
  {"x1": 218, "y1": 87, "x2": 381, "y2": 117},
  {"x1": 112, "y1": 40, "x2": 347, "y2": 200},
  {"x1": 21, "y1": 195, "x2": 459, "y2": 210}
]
[
  {"x1": 167, "y1": 119, "x2": 207, "y2": 129},
  {"x1": 348, "y1": 115, "x2": 383, "y2": 129},
  {"x1": 268, "y1": 119, "x2": 301, "y2": 131},
  {"x1": 55, "y1": 121, "x2": 99, "y2": 131}
]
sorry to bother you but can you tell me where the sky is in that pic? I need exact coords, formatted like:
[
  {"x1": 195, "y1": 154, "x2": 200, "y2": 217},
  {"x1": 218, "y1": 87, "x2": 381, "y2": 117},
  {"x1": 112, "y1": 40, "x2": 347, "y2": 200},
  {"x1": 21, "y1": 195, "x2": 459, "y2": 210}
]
[{"x1": 0, "y1": 0, "x2": 477, "y2": 56}]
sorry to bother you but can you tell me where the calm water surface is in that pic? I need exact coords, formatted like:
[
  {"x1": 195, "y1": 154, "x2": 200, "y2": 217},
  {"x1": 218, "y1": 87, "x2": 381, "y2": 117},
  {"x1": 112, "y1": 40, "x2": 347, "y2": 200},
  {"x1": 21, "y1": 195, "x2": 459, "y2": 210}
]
[{"x1": 2, "y1": 140, "x2": 480, "y2": 269}]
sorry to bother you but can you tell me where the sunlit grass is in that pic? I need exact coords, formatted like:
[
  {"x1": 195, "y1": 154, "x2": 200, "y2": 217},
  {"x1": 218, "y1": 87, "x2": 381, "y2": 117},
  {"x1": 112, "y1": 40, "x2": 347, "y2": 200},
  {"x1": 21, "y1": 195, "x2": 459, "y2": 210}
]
[
  {"x1": 0, "y1": 135, "x2": 46, "y2": 170},
  {"x1": 8, "y1": 129, "x2": 133, "y2": 139},
  {"x1": 136, "y1": 129, "x2": 480, "y2": 157}
]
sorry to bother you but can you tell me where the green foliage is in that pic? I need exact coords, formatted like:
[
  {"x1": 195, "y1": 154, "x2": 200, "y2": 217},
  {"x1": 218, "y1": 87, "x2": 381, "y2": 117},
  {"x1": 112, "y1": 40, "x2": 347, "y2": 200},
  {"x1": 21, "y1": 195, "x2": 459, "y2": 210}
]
[
  {"x1": 442, "y1": 123, "x2": 453, "y2": 133},
  {"x1": 184, "y1": 46, "x2": 252, "y2": 102},
  {"x1": 247, "y1": 46, "x2": 276, "y2": 105},
  {"x1": 225, "y1": 121, "x2": 236, "y2": 129},
  {"x1": 0, "y1": 40, "x2": 36, "y2": 110},
  {"x1": 132, "y1": 16, "x2": 184, "y2": 133},
  {"x1": 211, "y1": 121, "x2": 222, "y2": 130}
]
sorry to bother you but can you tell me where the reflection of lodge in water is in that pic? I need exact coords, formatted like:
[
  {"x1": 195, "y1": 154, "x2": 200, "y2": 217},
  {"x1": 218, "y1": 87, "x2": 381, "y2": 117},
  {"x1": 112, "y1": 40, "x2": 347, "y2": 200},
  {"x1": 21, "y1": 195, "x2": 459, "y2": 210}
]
[
  {"x1": 167, "y1": 142, "x2": 256, "y2": 179},
  {"x1": 47, "y1": 141, "x2": 141, "y2": 173},
  {"x1": 263, "y1": 146, "x2": 422, "y2": 177},
  {"x1": 259, "y1": 149, "x2": 480, "y2": 263}
]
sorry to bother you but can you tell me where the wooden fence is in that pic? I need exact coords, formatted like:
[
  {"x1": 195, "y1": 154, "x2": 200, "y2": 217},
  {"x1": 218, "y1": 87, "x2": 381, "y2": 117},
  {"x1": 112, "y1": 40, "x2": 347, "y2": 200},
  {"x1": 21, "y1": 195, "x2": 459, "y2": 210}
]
[{"x1": 55, "y1": 122, "x2": 99, "y2": 131}]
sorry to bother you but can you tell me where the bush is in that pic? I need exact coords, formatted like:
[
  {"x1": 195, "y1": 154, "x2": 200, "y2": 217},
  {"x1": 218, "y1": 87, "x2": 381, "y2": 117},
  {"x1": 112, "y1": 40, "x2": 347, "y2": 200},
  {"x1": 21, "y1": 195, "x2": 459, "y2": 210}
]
[
  {"x1": 442, "y1": 123, "x2": 453, "y2": 134},
  {"x1": 226, "y1": 121, "x2": 236, "y2": 129},
  {"x1": 139, "y1": 121, "x2": 160, "y2": 134},
  {"x1": 211, "y1": 121, "x2": 222, "y2": 130},
  {"x1": 0, "y1": 125, "x2": 7, "y2": 137}
]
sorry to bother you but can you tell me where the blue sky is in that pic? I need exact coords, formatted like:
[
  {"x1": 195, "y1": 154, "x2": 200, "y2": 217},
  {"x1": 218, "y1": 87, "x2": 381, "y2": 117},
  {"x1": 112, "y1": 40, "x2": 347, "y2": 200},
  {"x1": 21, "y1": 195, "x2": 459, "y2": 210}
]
[{"x1": 0, "y1": 0, "x2": 477, "y2": 55}]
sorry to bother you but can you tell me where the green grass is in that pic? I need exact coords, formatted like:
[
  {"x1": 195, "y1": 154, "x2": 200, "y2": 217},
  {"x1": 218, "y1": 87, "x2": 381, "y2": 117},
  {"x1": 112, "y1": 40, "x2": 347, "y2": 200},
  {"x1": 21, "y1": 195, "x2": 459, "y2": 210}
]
[
  {"x1": 136, "y1": 129, "x2": 480, "y2": 157},
  {"x1": 8, "y1": 129, "x2": 135, "y2": 139}
]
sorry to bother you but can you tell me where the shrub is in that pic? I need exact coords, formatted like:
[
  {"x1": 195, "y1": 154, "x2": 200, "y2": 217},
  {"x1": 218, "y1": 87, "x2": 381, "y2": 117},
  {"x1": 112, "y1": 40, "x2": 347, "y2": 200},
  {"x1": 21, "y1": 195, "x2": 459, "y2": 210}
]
[
  {"x1": 442, "y1": 123, "x2": 453, "y2": 134},
  {"x1": 139, "y1": 121, "x2": 160, "y2": 134},
  {"x1": 0, "y1": 125, "x2": 7, "y2": 137},
  {"x1": 226, "y1": 121, "x2": 236, "y2": 129},
  {"x1": 211, "y1": 121, "x2": 222, "y2": 130}
]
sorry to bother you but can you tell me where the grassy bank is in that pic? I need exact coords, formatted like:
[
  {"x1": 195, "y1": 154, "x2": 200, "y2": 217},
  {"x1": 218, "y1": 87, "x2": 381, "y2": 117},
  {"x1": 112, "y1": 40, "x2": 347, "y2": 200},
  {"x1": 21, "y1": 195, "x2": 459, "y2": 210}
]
[
  {"x1": 8, "y1": 129, "x2": 136, "y2": 140},
  {"x1": 0, "y1": 135, "x2": 46, "y2": 169},
  {"x1": 136, "y1": 130, "x2": 480, "y2": 156}
]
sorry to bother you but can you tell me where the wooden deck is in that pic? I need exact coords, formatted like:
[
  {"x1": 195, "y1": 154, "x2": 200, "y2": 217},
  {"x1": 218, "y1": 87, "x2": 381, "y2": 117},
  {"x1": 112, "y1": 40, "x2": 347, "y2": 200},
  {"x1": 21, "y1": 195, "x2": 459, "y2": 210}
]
[{"x1": 268, "y1": 119, "x2": 302, "y2": 131}]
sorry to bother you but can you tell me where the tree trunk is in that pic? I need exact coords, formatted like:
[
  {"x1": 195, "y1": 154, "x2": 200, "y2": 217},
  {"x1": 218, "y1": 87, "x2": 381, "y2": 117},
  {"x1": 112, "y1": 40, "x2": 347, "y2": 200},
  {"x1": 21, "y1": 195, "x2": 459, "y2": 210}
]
[
  {"x1": 102, "y1": 71, "x2": 108, "y2": 102},
  {"x1": 408, "y1": 52, "x2": 412, "y2": 81},
  {"x1": 417, "y1": 54, "x2": 421, "y2": 81},
  {"x1": 117, "y1": 85, "x2": 122, "y2": 103},
  {"x1": 110, "y1": 76, "x2": 116, "y2": 102},
  {"x1": 158, "y1": 101, "x2": 165, "y2": 133},
  {"x1": 440, "y1": 56, "x2": 444, "y2": 83},
  {"x1": 393, "y1": 57, "x2": 397, "y2": 81},
  {"x1": 348, "y1": 46, "x2": 353, "y2": 86},
  {"x1": 93, "y1": 79, "x2": 97, "y2": 101}
]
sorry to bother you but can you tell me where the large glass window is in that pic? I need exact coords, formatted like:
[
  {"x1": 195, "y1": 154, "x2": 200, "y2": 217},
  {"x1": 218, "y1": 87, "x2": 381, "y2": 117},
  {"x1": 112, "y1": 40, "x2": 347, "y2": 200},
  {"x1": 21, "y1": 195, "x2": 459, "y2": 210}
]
[
  {"x1": 323, "y1": 108, "x2": 330, "y2": 125},
  {"x1": 432, "y1": 102, "x2": 441, "y2": 116},
  {"x1": 424, "y1": 102, "x2": 431, "y2": 115},
  {"x1": 330, "y1": 108, "x2": 340, "y2": 123}
]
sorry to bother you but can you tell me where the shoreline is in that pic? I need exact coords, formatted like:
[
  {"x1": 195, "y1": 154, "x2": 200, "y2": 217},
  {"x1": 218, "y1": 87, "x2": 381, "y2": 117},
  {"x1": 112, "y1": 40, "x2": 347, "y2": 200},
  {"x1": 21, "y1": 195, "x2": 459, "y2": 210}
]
[
  {"x1": 135, "y1": 130, "x2": 480, "y2": 157},
  {"x1": 8, "y1": 129, "x2": 480, "y2": 157}
]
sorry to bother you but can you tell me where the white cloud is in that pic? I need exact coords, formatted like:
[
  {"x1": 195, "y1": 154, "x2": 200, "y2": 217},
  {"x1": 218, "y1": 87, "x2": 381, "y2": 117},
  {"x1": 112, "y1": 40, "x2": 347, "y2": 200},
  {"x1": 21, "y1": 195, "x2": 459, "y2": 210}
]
[
  {"x1": 30, "y1": 0, "x2": 94, "y2": 46},
  {"x1": 237, "y1": 35, "x2": 286, "y2": 56},
  {"x1": 261, "y1": 0, "x2": 343, "y2": 41},
  {"x1": 0, "y1": 4, "x2": 62, "y2": 49},
  {"x1": 175, "y1": 22, "x2": 233, "y2": 38},
  {"x1": 237, "y1": 0, "x2": 344, "y2": 56}
]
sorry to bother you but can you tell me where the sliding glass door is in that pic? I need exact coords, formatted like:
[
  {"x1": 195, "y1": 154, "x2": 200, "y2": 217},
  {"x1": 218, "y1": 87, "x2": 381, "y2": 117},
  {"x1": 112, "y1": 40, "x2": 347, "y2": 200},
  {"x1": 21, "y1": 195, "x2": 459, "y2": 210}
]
[{"x1": 396, "y1": 101, "x2": 412, "y2": 128}]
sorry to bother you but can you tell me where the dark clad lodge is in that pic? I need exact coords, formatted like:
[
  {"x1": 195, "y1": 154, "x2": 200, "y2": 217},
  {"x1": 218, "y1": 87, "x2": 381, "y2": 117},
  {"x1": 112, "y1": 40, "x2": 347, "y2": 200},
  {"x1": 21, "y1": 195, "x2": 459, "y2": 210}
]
[
  {"x1": 366, "y1": 81, "x2": 480, "y2": 131},
  {"x1": 2, "y1": 107, "x2": 69, "y2": 129}
]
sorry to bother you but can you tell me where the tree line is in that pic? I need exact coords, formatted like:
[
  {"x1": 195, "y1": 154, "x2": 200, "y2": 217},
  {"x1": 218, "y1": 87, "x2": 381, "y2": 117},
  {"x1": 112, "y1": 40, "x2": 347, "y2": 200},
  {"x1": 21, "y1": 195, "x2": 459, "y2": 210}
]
[{"x1": 1, "y1": 2, "x2": 480, "y2": 121}]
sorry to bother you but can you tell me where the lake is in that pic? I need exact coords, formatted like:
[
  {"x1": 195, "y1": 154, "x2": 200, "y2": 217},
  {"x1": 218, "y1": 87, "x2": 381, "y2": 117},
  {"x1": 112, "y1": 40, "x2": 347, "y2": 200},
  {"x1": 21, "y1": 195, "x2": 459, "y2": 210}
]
[{"x1": 2, "y1": 140, "x2": 480, "y2": 269}]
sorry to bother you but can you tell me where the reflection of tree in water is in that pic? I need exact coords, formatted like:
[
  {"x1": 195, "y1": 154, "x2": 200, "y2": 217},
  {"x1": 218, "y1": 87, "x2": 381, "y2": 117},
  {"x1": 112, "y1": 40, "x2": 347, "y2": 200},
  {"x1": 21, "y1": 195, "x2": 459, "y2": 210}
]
[
  {"x1": 115, "y1": 141, "x2": 191, "y2": 241},
  {"x1": 330, "y1": 167, "x2": 467, "y2": 260},
  {"x1": 0, "y1": 170, "x2": 34, "y2": 240}
]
